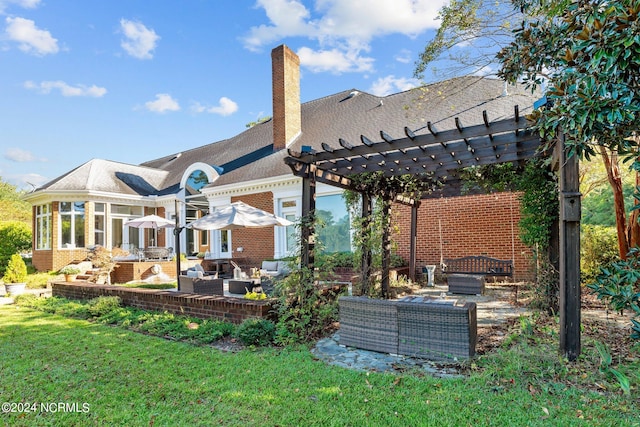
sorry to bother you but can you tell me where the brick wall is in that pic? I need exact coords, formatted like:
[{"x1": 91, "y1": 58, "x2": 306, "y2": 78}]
[
  {"x1": 52, "y1": 282, "x2": 273, "y2": 324},
  {"x1": 230, "y1": 193, "x2": 276, "y2": 268},
  {"x1": 392, "y1": 192, "x2": 533, "y2": 281},
  {"x1": 112, "y1": 261, "x2": 177, "y2": 284}
]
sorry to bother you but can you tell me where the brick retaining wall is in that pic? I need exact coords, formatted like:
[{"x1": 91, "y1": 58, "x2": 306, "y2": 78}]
[{"x1": 52, "y1": 282, "x2": 273, "y2": 324}]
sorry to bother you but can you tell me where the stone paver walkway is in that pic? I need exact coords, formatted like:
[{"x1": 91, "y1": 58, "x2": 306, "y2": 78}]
[{"x1": 311, "y1": 283, "x2": 528, "y2": 374}]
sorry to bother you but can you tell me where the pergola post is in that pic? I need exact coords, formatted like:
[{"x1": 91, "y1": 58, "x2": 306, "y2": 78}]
[
  {"x1": 409, "y1": 201, "x2": 420, "y2": 282},
  {"x1": 381, "y1": 200, "x2": 391, "y2": 299},
  {"x1": 301, "y1": 169, "x2": 316, "y2": 270},
  {"x1": 360, "y1": 193, "x2": 373, "y2": 294},
  {"x1": 557, "y1": 133, "x2": 581, "y2": 361}
]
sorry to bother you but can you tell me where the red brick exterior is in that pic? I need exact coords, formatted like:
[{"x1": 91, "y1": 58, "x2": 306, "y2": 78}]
[
  {"x1": 52, "y1": 282, "x2": 273, "y2": 324},
  {"x1": 230, "y1": 192, "x2": 276, "y2": 268},
  {"x1": 272, "y1": 45, "x2": 301, "y2": 151},
  {"x1": 111, "y1": 261, "x2": 177, "y2": 284},
  {"x1": 392, "y1": 192, "x2": 533, "y2": 281}
]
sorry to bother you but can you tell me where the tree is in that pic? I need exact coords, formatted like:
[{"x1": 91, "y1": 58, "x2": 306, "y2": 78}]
[
  {"x1": 497, "y1": 0, "x2": 640, "y2": 260},
  {"x1": 0, "y1": 177, "x2": 31, "y2": 225},
  {"x1": 414, "y1": 0, "x2": 521, "y2": 80}
]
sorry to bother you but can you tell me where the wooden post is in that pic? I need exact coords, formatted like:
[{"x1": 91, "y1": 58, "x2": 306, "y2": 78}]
[
  {"x1": 301, "y1": 167, "x2": 316, "y2": 270},
  {"x1": 557, "y1": 134, "x2": 581, "y2": 361},
  {"x1": 381, "y1": 200, "x2": 391, "y2": 299},
  {"x1": 360, "y1": 193, "x2": 372, "y2": 294},
  {"x1": 409, "y1": 201, "x2": 420, "y2": 282}
]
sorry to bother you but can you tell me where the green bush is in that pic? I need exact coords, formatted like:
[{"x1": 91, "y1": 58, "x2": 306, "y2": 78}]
[
  {"x1": 87, "y1": 296, "x2": 122, "y2": 317},
  {"x1": 587, "y1": 247, "x2": 640, "y2": 340},
  {"x1": 2, "y1": 253, "x2": 27, "y2": 283},
  {"x1": 26, "y1": 271, "x2": 54, "y2": 289},
  {"x1": 0, "y1": 221, "x2": 31, "y2": 276},
  {"x1": 12, "y1": 293, "x2": 38, "y2": 306},
  {"x1": 235, "y1": 318, "x2": 276, "y2": 346},
  {"x1": 581, "y1": 225, "x2": 619, "y2": 284}
]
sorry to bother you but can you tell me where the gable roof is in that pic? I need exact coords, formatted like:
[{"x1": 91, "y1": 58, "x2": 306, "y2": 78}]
[
  {"x1": 210, "y1": 76, "x2": 540, "y2": 188},
  {"x1": 28, "y1": 76, "x2": 541, "y2": 199}
]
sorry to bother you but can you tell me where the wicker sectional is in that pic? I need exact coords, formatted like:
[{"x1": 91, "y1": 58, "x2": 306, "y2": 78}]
[
  {"x1": 338, "y1": 296, "x2": 477, "y2": 361},
  {"x1": 178, "y1": 276, "x2": 224, "y2": 295}
]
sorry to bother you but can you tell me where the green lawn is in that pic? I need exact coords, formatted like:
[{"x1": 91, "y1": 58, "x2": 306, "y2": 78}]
[{"x1": 0, "y1": 304, "x2": 638, "y2": 426}]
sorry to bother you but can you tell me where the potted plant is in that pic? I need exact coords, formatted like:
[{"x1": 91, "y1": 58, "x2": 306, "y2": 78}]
[
  {"x1": 2, "y1": 254, "x2": 28, "y2": 296},
  {"x1": 59, "y1": 265, "x2": 82, "y2": 282}
]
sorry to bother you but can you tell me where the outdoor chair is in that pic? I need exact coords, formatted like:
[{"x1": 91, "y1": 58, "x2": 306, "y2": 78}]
[{"x1": 178, "y1": 275, "x2": 223, "y2": 295}]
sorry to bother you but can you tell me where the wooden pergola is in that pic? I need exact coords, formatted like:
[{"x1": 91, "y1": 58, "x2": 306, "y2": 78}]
[{"x1": 284, "y1": 106, "x2": 582, "y2": 360}]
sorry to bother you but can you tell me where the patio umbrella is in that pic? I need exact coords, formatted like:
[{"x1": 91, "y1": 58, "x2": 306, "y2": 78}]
[
  {"x1": 124, "y1": 214, "x2": 175, "y2": 229},
  {"x1": 187, "y1": 201, "x2": 293, "y2": 230}
]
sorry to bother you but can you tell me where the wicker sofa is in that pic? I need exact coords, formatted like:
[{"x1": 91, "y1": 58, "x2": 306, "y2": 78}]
[
  {"x1": 178, "y1": 275, "x2": 223, "y2": 295},
  {"x1": 338, "y1": 296, "x2": 477, "y2": 361}
]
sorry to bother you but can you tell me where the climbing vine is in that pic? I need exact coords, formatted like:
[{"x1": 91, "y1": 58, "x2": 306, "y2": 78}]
[{"x1": 344, "y1": 172, "x2": 438, "y2": 296}]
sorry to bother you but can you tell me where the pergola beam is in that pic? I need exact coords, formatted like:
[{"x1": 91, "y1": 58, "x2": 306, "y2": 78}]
[{"x1": 297, "y1": 115, "x2": 531, "y2": 163}]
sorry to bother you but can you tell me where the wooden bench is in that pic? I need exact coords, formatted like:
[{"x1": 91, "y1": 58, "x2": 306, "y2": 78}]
[{"x1": 443, "y1": 256, "x2": 513, "y2": 295}]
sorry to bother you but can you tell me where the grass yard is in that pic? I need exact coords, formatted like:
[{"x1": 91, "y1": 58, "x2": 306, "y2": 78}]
[{"x1": 0, "y1": 304, "x2": 638, "y2": 426}]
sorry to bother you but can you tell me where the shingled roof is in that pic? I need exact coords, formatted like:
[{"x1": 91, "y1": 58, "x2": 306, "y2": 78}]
[
  {"x1": 30, "y1": 76, "x2": 540, "y2": 198},
  {"x1": 209, "y1": 76, "x2": 540, "y2": 188}
]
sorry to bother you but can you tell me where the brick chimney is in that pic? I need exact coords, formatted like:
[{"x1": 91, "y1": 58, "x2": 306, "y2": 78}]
[{"x1": 271, "y1": 44, "x2": 301, "y2": 151}]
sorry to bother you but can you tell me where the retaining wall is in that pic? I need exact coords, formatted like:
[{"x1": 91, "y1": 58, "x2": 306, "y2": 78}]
[{"x1": 52, "y1": 282, "x2": 273, "y2": 324}]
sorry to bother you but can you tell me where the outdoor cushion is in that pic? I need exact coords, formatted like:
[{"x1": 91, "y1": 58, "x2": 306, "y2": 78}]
[
  {"x1": 262, "y1": 261, "x2": 279, "y2": 272},
  {"x1": 186, "y1": 269, "x2": 204, "y2": 278}
]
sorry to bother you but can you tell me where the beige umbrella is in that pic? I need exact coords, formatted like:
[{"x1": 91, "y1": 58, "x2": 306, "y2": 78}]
[
  {"x1": 187, "y1": 201, "x2": 292, "y2": 230},
  {"x1": 124, "y1": 214, "x2": 175, "y2": 229}
]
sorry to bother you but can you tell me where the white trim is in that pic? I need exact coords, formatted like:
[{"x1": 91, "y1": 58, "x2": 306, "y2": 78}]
[
  {"x1": 201, "y1": 175, "x2": 300, "y2": 198},
  {"x1": 179, "y1": 162, "x2": 220, "y2": 189}
]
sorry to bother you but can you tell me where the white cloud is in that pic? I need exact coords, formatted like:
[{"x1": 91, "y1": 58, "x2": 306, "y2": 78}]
[
  {"x1": 4, "y1": 147, "x2": 38, "y2": 162},
  {"x1": 145, "y1": 93, "x2": 180, "y2": 113},
  {"x1": 13, "y1": 172, "x2": 48, "y2": 190},
  {"x1": 297, "y1": 46, "x2": 374, "y2": 73},
  {"x1": 191, "y1": 97, "x2": 238, "y2": 116},
  {"x1": 243, "y1": 0, "x2": 447, "y2": 74},
  {"x1": 5, "y1": 16, "x2": 58, "y2": 55},
  {"x1": 395, "y1": 49, "x2": 412, "y2": 64},
  {"x1": 24, "y1": 80, "x2": 107, "y2": 97},
  {"x1": 119, "y1": 18, "x2": 159, "y2": 59},
  {"x1": 0, "y1": 0, "x2": 41, "y2": 14},
  {"x1": 368, "y1": 75, "x2": 420, "y2": 96}
]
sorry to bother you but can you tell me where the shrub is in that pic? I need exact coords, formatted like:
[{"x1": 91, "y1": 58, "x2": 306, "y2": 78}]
[
  {"x1": 26, "y1": 272, "x2": 54, "y2": 289},
  {"x1": 12, "y1": 293, "x2": 38, "y2": 306},
  {"x1": 273, "y1": 266, "x2": 340, "y2": 345},
  {"x1": 87, "y1": 296, "x2": 122, "y2": 317},
  {"x1": 235, "y1": 318, "x2": 276, "y2": 346},
  {"x1": 587, "y1": 247, "x2": 640, "y2": 340},
  {"x1": 2, "y1": 254, "x2": 27, "y2": 283},
  {"x1": 0, "y1": 221, "x2": 31, "y2": 276},
  {"x1": 581, "y1": 225, "x2": 619, "y2": 284}
]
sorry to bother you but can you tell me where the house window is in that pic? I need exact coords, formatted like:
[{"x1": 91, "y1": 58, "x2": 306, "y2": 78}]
[
  {"x1": 60, "y1": 201, "x2": 85, "y2": 248},
  {"x1": 280, "y1": 199, "x2": 297, "y2": 256},
  {"x1": 94, "y1": 203, "x2": 105, "y2": 247},
  {"x1": 35, "y1": 204, "x2": 51, "y2": 250},
  {"x1": 316, "y1": 194, "x2": 351, "y2": 253}
]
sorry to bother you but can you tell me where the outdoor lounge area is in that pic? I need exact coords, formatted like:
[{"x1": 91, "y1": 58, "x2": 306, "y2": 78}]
[{"x1": 338, "y1": 295, "x2": 478, "y2": 361}]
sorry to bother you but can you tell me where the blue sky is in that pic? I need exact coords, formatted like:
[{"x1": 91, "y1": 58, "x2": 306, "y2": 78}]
[{"x1": 1, "y1": 0, "x2": 454, "y2": 190}]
